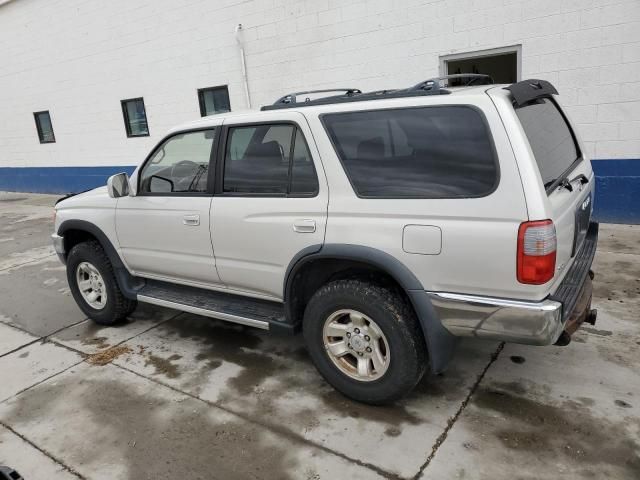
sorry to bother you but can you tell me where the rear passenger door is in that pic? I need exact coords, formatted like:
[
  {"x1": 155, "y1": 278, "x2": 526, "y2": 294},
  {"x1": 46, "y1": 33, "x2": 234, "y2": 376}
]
[{"x1": 210, "y1": 114, "x2": 328, "y2": 299}]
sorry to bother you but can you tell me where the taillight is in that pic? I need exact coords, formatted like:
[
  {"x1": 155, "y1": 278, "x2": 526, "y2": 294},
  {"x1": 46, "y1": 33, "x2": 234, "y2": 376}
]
[{"x1": 517, "y1": 220, "x2": 556, "y2": 284}]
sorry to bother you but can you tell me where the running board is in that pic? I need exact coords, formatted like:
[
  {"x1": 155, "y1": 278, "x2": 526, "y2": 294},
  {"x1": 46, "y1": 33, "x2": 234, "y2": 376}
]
[{"x1": 137, "y1": 280, "x2": 288, "y2": 331}]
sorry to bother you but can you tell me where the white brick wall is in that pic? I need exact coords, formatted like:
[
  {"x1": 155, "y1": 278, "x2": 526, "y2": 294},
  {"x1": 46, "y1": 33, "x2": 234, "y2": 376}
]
[{"x1": 0, "y1": 0, "x2": 638, "y2": 168}]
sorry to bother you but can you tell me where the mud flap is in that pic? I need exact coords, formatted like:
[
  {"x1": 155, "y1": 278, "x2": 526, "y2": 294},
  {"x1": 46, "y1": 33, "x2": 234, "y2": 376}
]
[{"x1": 408, "y1": 290, "x2": 460, "y2": 374}]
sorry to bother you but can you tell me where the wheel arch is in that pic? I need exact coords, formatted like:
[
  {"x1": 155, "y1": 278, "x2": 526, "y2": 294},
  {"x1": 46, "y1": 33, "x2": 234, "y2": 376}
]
[
  {"x1": 57, "y1": 220, "x2": 141, "y2": 299},
  {"x1": 58, "y1": 220, "x2": 124, "y2": 268},
  {"x1": 284, "y1": 244, "x2": 459, "y2": 373}
]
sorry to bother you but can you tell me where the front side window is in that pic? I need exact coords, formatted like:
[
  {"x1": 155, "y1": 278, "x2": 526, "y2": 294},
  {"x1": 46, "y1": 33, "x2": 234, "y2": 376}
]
[
  {"x1": 139, "y1": 130, "x2": 215, "y2": 194},
  {"x1": 322, "y1": 106, "x2": 498, "y2": 198},
  {"x1": 121, "y1": 98, "x2": 149, "y2": 137},
  {"x1": 515, "y1": 97, "x2": 580, "y2": 188},
  {"x1": 198, "y1": 86, "x2": 231, "y2": 117},
  {"x1": 223, "y1": 124, "x2": 318, "y2": 195},
  {"x1": 34, "y1": 111, "x2": 55, "y2": 143}
]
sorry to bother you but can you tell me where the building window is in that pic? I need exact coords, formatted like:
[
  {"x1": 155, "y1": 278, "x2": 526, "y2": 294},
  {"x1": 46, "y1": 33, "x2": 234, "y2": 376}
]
[
  {"x1": 440, "y1": 45, "x2": 521, "y2": 85},
  {"x1": 198, "y1": 86, "x2": 231, "y2": 117},
  {"x1": 34, "y1": 111, "x2": 55, "y2": 144},
  {"x1": 121, "y1": 97, "x2": 149, "y2": 137}
]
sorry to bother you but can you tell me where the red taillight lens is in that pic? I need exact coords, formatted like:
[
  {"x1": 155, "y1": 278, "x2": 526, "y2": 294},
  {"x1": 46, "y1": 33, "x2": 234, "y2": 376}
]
[{"x1": 517, "y1": 220, "x2": 556, "y2": 284}]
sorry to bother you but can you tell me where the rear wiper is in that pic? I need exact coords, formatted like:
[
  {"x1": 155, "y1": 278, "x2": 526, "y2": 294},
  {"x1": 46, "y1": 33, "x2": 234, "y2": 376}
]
[
  {"x1": 570, "y1": 173, "x2": 589, "y2": 185},
  {"x1": 545, "y1": 173, "x2": 589, "y2": 193}
]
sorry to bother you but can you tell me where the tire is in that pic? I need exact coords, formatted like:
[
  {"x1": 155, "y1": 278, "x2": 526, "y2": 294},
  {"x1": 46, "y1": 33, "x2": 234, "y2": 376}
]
[
  {"x1": 303, "y1": 279, "x2": 427, "y2": 405},
  {"x1": 66, "y1": 240, "x2": 137, "y2": 325}
]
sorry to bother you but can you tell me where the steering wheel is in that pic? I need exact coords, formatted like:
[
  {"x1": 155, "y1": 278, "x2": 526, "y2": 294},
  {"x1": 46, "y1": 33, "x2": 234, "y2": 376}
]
[{"x1": 170, "y1": 160, "x2": 200, "y2": 191}]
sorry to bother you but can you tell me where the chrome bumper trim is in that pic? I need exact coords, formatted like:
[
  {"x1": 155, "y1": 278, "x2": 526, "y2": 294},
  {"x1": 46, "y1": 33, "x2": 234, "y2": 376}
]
[
  {"x1": 428, "y1": 291, "x2": 563, "y2": 345},
  {"x1": 51, "y1": 233, "x2": 65, "y2": 262}
]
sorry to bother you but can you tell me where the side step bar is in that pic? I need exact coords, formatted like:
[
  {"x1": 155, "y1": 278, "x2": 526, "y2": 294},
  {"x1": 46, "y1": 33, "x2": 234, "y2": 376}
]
[
  {"x1": 136, "y1": 280, "x2": 291, "y2": 333},
  {"x1": 138, "y1": 295, "x2": 270, "y2": 330}
]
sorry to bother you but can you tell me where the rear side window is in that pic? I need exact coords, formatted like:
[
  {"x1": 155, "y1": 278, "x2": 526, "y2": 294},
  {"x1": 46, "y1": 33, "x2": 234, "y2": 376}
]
[
  {"x1": 515, "y1": 98, "x2": 579, "y2": 187},
  {"x1": 223, "y1": 124, "x2": 318, "y2": 196},
  {"x1": 322, "y1": 106, "x2": 498, "y2": 198}
]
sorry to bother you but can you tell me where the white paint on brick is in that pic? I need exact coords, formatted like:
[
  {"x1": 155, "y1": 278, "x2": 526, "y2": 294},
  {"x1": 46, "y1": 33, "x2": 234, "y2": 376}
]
[{"x1": 0, "y1": 0, "x2": 638, "y2": 170}]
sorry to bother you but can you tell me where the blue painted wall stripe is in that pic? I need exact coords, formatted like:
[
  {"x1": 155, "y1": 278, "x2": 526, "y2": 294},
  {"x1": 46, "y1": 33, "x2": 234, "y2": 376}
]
[
  {"x1": 0, "y1": 159, "x2": 638, "y2": 224},
  {"x1": 0, "y1": 166, "x2": 136, "y2": 195},
  {"x1": 591, "y1": 159, "x2": 640, "y2": 225}
]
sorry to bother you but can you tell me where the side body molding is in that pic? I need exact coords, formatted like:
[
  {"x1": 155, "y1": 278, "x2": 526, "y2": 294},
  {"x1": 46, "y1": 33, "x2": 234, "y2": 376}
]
[
  {"x1": 57, "y1": 219, "x2": 143, "y2": 300},
  {"x1": 284, "y1": 244, "x2": 459, "y2": 373}
]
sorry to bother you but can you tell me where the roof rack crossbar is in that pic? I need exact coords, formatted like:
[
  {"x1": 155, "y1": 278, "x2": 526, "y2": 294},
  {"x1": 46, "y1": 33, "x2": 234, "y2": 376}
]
[
  {"x1": 409, "y1": 74, "x2": 494, "y2": 92},
  {"x1": 272, "y1": 88, "x2": 362, "y2": 106},
  {"x1": 261, "y1": 87, "x2": 449, "y2": 111}
]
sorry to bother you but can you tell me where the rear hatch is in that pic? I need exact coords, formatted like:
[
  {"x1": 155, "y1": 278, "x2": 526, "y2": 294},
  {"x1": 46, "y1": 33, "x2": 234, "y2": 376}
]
[{"x1": 511, "y1": 85, "x2": 595, "y2": 288}]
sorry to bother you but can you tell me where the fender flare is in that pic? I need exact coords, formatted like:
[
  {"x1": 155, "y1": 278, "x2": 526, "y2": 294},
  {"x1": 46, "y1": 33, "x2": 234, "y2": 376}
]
[
  {"x1": 57, "y1": 220, "x2": 141, "y2": 299},
  {"x1": 284, "y1": 244, "x2": 458, "y2": 373}
]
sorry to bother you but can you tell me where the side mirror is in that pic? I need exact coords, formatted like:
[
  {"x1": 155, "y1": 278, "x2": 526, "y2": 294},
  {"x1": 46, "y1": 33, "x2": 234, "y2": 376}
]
[{"x1": 107, "y1": 173, "x2": 131, "y2": 198}]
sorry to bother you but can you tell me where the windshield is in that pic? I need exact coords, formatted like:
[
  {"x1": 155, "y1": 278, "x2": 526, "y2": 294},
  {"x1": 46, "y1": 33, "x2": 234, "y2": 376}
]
[{"x1": 515, "y1": 97, "x2": 580, "y2": 188}]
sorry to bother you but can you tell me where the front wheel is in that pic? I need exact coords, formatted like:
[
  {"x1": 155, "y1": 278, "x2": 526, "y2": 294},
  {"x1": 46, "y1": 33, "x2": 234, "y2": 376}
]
[
  {"x1": 303, "y1": 280, "x2": 427, "y2": 405},
  {"x1": 66, "y1": 240, "x2": 137, "y2": 325}
]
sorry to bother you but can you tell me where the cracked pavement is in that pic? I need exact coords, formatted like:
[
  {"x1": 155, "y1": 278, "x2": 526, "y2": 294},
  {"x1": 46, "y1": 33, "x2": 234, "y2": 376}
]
[{"x1": 0, "y1": 191, "x2": 638, "y2": 479}]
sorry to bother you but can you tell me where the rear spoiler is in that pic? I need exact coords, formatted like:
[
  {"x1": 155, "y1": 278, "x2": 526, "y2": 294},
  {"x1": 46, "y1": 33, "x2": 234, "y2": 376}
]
[{"x1": 505, "y1": 79, "x2": 558, "y2": 107}]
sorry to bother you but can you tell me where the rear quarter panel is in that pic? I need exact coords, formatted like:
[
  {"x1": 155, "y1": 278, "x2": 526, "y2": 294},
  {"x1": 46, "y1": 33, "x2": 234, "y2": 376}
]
[{"x1": 306, "y1": 94, "x2": 533, "y2": 300}]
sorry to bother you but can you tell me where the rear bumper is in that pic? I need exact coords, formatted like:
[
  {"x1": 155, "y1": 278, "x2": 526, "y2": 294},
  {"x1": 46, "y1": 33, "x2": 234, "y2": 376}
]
[
  {"x1": 429, "y1": 292, "x2": 563, "y2": 345},
  {"x1": 430, "y1": 222, "x2": 599, "y2": 345}
]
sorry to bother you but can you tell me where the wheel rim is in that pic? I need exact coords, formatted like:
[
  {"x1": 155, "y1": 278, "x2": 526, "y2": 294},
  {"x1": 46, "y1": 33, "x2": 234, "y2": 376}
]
[
  {"x1": 322, "y1": 309, "x2": 390, "y2": 382},
  {"x1": 75, "y1": 261, "x2": 107, "y2": 310}
]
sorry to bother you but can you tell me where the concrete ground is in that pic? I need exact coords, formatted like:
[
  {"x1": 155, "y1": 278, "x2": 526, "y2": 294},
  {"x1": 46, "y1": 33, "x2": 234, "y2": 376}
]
[{"x1": 0, "y1": 190, "x2": 638, "y2": 480}]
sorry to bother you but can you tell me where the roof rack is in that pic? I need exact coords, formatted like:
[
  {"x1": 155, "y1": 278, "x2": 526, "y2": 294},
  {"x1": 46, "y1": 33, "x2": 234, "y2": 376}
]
[
  {"x1": 409, "y1": 74, "x2": 494, "y2": 92},
  {"x1": 271, "y1": 88, "x2": 362, "y2": 106},
  {"x1": 260, "y1": 74, "x2": 494, "y2": 111}
]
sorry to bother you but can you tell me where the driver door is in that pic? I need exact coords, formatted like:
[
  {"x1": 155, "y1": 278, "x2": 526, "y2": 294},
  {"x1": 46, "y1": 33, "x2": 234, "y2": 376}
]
[{"x1": 116, "y1": 128, "x2": 221, "y2": 286}]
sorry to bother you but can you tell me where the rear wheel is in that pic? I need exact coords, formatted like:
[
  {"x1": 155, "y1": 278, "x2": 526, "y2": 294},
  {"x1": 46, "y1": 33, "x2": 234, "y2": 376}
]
[
  {"x1": 67, "y1": 240, "x2": 137, "y2": 325},
  {"x1": 303, "y1": 279, "x2": 427, "y2": 405}
]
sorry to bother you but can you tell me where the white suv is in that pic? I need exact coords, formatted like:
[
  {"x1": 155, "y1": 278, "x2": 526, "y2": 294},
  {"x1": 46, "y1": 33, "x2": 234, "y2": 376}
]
[{"x1": 52, "y1": 75, "x2": 598, "y2": 404}]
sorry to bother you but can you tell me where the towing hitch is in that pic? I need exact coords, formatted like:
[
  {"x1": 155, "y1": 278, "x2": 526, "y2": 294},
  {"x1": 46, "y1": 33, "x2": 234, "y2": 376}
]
[{"x1": 584, "y1": 308, "x2": 597, "y2": 326}]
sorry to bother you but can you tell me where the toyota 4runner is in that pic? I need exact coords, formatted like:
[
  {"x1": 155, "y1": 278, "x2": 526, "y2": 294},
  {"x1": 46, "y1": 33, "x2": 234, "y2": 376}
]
[{"x1": 52, "y1": 75, "x2": 598, "y2": 404}]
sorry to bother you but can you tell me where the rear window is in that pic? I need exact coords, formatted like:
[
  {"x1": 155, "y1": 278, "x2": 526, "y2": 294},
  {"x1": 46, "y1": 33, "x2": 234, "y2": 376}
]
[
  {"x1": 322, "y1": 106, "x2": 498, "y2": 198},
  {"x1": 515, "y1": 98, "x2": 580, "y2": 187}
]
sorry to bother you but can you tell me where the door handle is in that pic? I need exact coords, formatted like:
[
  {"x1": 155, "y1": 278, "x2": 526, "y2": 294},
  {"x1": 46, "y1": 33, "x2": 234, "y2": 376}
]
[
  {"x1": 293, "y1": 219, "x2": 316, "y2": 233},
  {"x1": 183, "y1": 214, "x2": 200, "y2": 226}
]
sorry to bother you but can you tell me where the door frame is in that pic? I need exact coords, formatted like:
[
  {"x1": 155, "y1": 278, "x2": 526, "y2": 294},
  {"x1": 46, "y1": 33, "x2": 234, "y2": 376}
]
[{"x1": 439, "y1": 44, "x2": 522, "y2": 81}]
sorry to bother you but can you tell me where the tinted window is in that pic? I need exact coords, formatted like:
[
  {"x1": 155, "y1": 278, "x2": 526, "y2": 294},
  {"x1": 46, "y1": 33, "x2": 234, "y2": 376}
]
[
  {"x1": 139, "y1": 130, "x2": 215, "y2": 194},
  {"x1": 290, "y1": 129, "x2": 319, "y2": 194},
  {"x1": 34, "y1": 111, "x2": 55, "y2": 143},
  {"x1": 121, "y1": 98, "x2": 149, "y2": 137},
  {"x1": 224, "y1": 125, "x2": 318, "y2": 195},
  {"x1": 515, "y1": 98, "x2": 579, "y2": 186},
  {"x1": 322, "y1": 106, "x2": 497, "y2": 198},
  {"x1": 198, "y1": 86, "x2": 231, "y2": 116}
]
